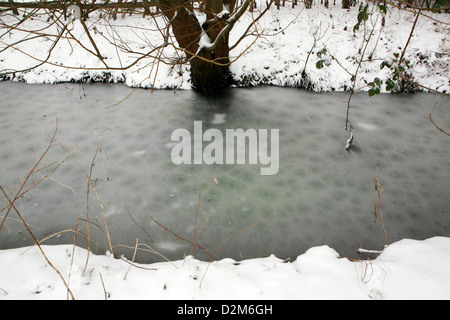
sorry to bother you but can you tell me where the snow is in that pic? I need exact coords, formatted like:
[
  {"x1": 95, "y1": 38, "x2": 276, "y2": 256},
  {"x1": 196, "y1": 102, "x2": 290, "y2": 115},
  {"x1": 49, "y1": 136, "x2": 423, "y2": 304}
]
[
  {"x1": 0, "y1": 1, "x2": 449, "y2": 300},
  {"x1": 0, "y1": 1, "x2": 448, "y2": 93},
  {"x1": 0, "y1": 236, "x2": 449, "y2": 300},
  {"x1": 198, "y1": 31, "x2": 214, "y2": 52}
]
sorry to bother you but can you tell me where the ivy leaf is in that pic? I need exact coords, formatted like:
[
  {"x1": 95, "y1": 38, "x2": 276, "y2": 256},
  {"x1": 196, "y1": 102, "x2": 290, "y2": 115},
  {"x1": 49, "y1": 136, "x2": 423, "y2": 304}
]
[
  {"x1": 378, "y1": 4, "x2": 387, "y2": 14},
  {"x1": 354, "y1": 4, "x2": 369, "y2": 33},
  {"x1": 358, "y1": 4, "x2": 369, "y2": 21},
  {"x1": 374, "y1": 77, "x2": 383, "y2": 87},
  {"x1": 380, "y1": 61, "x2": 391, "y2": 70},
  {"x1": 316, "y1": 60, "x2": 325, "y2": 69},
  {"x1": 317, "y1": 48, "x2": 327, "y2": 58},
  {"x1": 385, "y1": 79, "x2": 395, "y2": 91},
  {"x1": 368, "y1": 87, "x2": 380, "y2": 97}
]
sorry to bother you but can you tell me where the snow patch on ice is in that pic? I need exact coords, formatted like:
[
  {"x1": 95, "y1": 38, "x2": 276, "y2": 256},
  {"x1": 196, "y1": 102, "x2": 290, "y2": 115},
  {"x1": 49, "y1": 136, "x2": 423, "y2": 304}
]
[{"x1": 212, "y1": 113, "x2": 226, "y2": 124}]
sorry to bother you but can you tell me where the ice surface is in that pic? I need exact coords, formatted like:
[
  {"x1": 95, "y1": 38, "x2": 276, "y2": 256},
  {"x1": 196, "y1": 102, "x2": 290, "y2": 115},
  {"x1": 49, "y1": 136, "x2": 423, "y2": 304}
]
[{"x1": 0, "y1": 82, "x2": 449, "y2": 264}]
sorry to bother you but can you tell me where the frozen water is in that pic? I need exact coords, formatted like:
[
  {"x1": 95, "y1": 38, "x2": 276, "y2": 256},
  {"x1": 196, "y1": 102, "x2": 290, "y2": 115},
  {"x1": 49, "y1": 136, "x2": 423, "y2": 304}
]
[{"x1": 0, "y1": 82, "x2": 449, "y2": 263}]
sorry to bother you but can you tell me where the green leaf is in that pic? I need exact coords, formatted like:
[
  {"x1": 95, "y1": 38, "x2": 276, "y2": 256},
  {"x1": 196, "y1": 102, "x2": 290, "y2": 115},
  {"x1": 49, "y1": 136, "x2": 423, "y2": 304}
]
[
  {"x1": 319, "y1": 48, "x2": 327, "y2": 56},
  {"x1": 361, "y1": 11, "x2": 369, "y2": 21},
  {"x1": 378, "y1": 4, "x2": 387, "y2": 14},
  {"x1": 374, "y1": 77, "x2": 383, "y2": 87},
  {"x1": 432, "y1": 0, "x2": 446, "y2": 9},
  {"x1": 369, "y1": 87, "x2": 381, "y2": 97},
  {"x1": 361, "y1": 4, "x2": 369, "y2": 21},
  {"x1": 316, "y1": 60, "x2": 325, "y2": 69},
  {"x1": 385, "y1": 79, "x2": 395, "y2": 91},
  {"x1": 380, "y1": 61, "x2": 391, "y2": 70},
  {"x1": 317, "y1": 49, "x2": 323, "y2": 58},
  {"x1": 355, "y1": 4, "x2": 369, "y2": 28}
]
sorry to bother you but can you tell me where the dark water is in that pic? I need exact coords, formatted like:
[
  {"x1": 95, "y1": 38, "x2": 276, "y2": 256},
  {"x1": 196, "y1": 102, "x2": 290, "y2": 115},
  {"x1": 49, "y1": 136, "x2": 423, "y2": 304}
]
[{"x1": 0, "y1": 81, "x2": 449, "y2": 263}]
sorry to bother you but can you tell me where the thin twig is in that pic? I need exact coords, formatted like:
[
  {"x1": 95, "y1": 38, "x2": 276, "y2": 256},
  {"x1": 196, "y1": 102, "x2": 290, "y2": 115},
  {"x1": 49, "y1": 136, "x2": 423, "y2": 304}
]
[
  {"x1": 83, "y1": 137, "x2": 102, "y2": 274},
  {"x1": 99, "y1": 272, "x2": 109, "y2": 300},
  {"x1": 199, "y1": 204, "x2": 270, "y2": 288},
  {"x1": 0, "y1": 185, "x2": 75, "y2": 300},
  {"x1": 399, "y1": 9, "x2": 421, "y2": 66},
  {"x1": 346, "y1": 11, "x2": 379, "y2": 131},
  {"x1": 373, "y1": 177, "x2": 388, "y2": 247},
  {"x1": 0, "y1": 118, "x2": 59, "y2": 232},
  {"x1": 192, "y1": 177, "x2": 218, "y2": 256},
  {"x1": 124, "y1": 238, "x2": 139, "y2": 280},
  {"x1": 150, "y1": 216, "x2": 215, "y2": 260},
  {"x1": 125, "y1": 206, "x2": 153, "y2": 241},
  {"x1": 429, "y1": 102, "x2": 450, "y2": 136}
]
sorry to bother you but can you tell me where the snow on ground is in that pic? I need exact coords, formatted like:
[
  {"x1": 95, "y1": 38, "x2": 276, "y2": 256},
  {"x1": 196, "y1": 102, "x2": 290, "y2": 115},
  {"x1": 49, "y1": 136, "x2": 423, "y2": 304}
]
[
  {"x1": 0, "y1": 236, "x2": 449, "y2": 300},
  {"x1": 230, "y1": 2, "x2": 450, "y2": 93},
  {"x1": 0, "y1": 1, "x2": 448, "y2": 93}
]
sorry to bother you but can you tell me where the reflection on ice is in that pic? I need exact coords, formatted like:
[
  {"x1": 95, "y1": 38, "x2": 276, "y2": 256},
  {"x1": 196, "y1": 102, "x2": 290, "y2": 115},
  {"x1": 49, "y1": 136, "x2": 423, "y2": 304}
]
[
  {"x1": 212, "y1": 113, "x2": 226, "y2": 124},
  {"x1": 356, "y1": 122, "x2": 378, "y2": 131}
]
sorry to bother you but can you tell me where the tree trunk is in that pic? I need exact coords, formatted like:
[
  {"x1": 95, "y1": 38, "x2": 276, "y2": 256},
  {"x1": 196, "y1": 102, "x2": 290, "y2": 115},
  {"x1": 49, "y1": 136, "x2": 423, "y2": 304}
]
[
  {"x1": 8, "y1": 0, "x2": 19, "y2": 14},
  {"x1": 158, "y1": 0, "x2": 236, "y2": 94}
]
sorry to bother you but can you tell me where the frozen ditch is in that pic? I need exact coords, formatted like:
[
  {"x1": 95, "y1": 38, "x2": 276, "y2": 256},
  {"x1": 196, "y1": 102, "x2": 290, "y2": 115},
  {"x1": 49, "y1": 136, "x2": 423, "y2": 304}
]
[{"x1": 0, "y1": 81, "x2": 449, "y2": 263}]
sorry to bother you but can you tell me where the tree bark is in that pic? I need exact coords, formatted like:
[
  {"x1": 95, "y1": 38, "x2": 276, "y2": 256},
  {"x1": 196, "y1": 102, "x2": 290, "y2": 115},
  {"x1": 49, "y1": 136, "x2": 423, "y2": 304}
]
[
  {"x1": 157, "y1": 0, "x2": 238, "y2": 94},
  {"x1": 8, "y1": 0, "x2": 18, "y2": 14}
]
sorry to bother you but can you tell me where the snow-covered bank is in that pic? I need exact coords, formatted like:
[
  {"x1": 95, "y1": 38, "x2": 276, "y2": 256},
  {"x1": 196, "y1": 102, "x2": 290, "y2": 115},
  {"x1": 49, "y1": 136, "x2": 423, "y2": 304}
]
[
  {"x1": 0, "y1": 237, "x2": 449, "y2": 300},
  {"x1": 0, "y1": 2, "x2": 448, "y2": 93}
]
